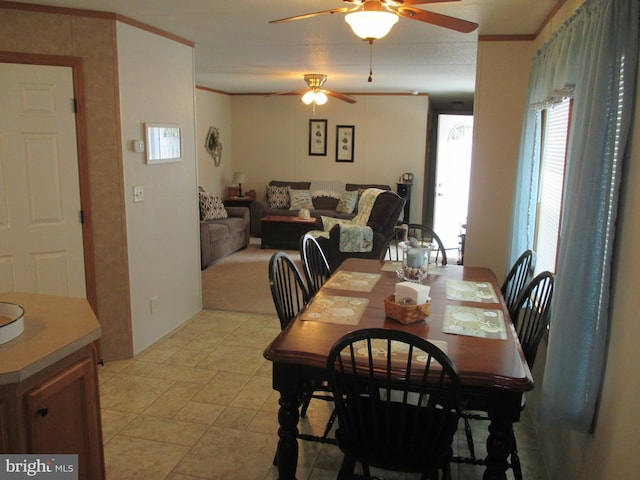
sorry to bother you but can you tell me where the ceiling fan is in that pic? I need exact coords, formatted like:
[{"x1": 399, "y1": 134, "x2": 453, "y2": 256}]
[
  {"x1": 272, "y1": 74, "x2": 357, "y2": 110},
  {"x1": 269, "y1": 1, "x2": 478, "y2": 39}
]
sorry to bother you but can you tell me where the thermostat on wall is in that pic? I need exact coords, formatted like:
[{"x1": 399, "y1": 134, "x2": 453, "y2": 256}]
[{"x1": 132, "y1": 140, "x2": 145, "y2": 153}]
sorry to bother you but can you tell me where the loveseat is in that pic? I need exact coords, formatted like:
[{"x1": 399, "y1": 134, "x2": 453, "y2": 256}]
[
  {"x1": 199, "y1": 189, "x2": 250, "y2": 269},
  {"x1": 249, "y1": 180, "x2": 392, "y2": 236}
]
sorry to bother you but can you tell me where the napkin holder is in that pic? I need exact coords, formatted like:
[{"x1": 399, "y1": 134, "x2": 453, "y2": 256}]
[
  {"x1": 384, "y1": 295, "x2": 430, "y2": 324},
  {"x1": 395, "y1": 281, "x2": 431, "y2": 305}
]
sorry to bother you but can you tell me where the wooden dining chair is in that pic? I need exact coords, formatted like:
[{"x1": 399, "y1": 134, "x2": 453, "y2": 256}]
[
  {"x1": 501, "y1": 250, "x2": 535, "y2": 316},
  {"x1": 460, "y1": 270, "x2": 554, "y2": 480},
  {"x1": 327, "y1": 328, "x2": 462, "y2": 480},
  {"x1": 268, "y1": 251, "x2": 310, "y2": 330},
  {"x1": 510, "y1": 270, "x2": 554, "y2": 368},
  {"x1": 267, "y1": 252, "x2": 336, "y2": 456},
  {"x1": 406, "y1": 224, "x2": 448, "y2": 266},
  {"x1": 299, "y1": 233, "x2": 332, "y2": 297}
]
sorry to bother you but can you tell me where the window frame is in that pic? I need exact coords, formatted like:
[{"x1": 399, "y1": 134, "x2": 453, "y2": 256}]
[{"x1": 533, "y1": 97, "x2": 573, "y2": 274}]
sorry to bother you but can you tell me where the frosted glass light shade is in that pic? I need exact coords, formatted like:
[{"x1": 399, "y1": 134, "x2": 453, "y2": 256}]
[
  {"x1": 315, "y1": 91, "x2": 328, "y2": 105},
  {"x1": 302, "y1": 90, "x2": 315, "y2": 104},
  {"x1": 301, "y1": 90, "x2": 328, "y2": 105},
  {"x1": 345, "y1": 11, "x2": 399, "y2": 40}
]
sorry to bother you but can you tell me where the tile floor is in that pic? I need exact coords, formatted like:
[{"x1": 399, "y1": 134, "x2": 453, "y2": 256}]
[{"x1": 99, "y1": 309, "x2": 549, "y2": 480}]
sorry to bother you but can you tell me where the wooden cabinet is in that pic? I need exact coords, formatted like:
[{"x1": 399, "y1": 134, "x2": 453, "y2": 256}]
[
  {"x1": 397, "y1": 182, "x2": 412, "y2": 223},
  {"x1": 0, "y1": 401, "x2": 8, "y2": 452},
  {"x1": 0, "y1": 293, "x2": 104, "y2": 480}
]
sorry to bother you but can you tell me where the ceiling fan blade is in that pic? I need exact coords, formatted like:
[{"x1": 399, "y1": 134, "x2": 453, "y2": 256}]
[
  {"x1": 342, "y1": 0, "x2": 460, "y2": 5},
  {"x1": 397, "y1": 7, "x2": 478, "y2": 33},
  {"x1": 326, "y1": 90, "x2": 357, "y2": 104},
  {"x1": 269, "y1": 7, "x2": 351, "y2": 24},
  {"x1": 395, "y1": 0, "x2": 461, "y2": 5},
  {"x1": 265, "y1": 89, "x2": 306, "y2": 97}
]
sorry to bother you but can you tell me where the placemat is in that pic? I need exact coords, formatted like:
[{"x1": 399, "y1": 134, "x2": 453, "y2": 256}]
[
  {"x1": 301, "y1": 295, "x2": 369, "y2": 325},
  {"x1": 445, "y1": 280, "x2": 499, "y2": 303},
  {"x1": 326, "y1": 271, "x2": 381, "y2": 292},
  {"x1": 442, "y1": 305, "x2": 506, "y2": 340}
]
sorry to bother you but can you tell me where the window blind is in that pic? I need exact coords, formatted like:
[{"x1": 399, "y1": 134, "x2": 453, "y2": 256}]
[{"x1": 535, "y1": 98, "x2": 570, "y2": 273}]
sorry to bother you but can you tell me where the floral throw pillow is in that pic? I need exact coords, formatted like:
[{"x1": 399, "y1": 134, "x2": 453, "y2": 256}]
[
  {"x1": 336, "y1": 190, "x2": 359, "y2": 214},
  {"x1": 267, "y1": 185, "x2": 290, "y2": 209},
  {"x1": 199, "y1": 192, "x2": 228, "y2": 220},
  {"x1": 289, "y1": 188, "x2": 314, "y2": 210}
]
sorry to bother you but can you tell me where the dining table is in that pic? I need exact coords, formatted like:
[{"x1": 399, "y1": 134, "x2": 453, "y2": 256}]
[{"x1": 263, "y1": 257, "x2": 534, "y2": 480}]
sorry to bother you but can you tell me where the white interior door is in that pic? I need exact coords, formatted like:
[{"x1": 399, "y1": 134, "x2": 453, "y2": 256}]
[
  {"x1": 433, "y1": 114, "x2": 474, "y2": 256},
  {"x1": 0, "y1": 63, "x2": 86, "y2": 297}
]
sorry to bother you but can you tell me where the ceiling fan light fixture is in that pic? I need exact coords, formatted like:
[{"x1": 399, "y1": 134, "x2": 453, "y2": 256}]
[
  {"x1": 301, "y1": 90, "x2": 316, "y2": 105},
  {"x1": 345, "y1": 10, "x2": 399, "y2": 41}
]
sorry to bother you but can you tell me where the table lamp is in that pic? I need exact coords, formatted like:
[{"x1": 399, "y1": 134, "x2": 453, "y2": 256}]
[{"x1": 233, "y1": 172, "x2": 246, "y2": 197}]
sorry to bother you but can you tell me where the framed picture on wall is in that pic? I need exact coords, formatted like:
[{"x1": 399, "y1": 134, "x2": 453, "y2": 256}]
[
  {"x1": 336, "y1": 125, "x2": 355, "y2": 162},
  {"x1": 309, "y1": 119, "x2": 327, "y2": 156},
  {"x1": 145, "y1": 123, "x2": 182, "y2": 164}
]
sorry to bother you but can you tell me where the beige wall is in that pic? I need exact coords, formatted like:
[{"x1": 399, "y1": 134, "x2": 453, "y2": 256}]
[
  {"x1": 196, "y1": 88, "x2": 233, "y2": 194},
  {"x1": 228, "y1": 94, "x2": 430, "y2": 224},
  {"x1": 465, "y1": 40, "x2": 534, "y2": 279},
  {"x1": 0, "y1": 6, "x2": 133, "y2": 360},
  {"x1": 117, "y1": 23, "x2": 201, "y2": 354}
]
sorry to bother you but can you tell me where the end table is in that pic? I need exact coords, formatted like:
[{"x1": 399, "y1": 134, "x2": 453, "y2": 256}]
[{"x1": 224, "y1": 196, "x2": 255, "y2": 208}]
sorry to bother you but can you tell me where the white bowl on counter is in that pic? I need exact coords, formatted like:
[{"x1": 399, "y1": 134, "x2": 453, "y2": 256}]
[{"x1": 0, "y1": 302, "x2": 25, "y2": 345}]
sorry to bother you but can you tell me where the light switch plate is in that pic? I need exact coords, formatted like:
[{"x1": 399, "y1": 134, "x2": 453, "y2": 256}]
[{"x1": 133, "y1": 186, "x2": 144, "y2": 202}]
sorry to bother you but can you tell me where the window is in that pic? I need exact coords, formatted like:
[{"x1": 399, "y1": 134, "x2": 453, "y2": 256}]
[{"x1": 534, "y1": 98, "x2": 571, "y2": 274}]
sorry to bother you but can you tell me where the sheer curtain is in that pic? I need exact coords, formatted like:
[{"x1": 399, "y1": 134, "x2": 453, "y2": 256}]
[{"x1": 509, "y1": 0, "x2": 639, "y2": 431}]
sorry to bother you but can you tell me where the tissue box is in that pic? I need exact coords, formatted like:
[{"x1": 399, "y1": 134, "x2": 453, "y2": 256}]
[{"x1": 394, "y1": 281, "x2": 431, "y2": 305}]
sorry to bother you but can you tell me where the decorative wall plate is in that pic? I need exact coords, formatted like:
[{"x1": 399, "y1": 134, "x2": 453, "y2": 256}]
[{"x1": 205, "y1": 126, "x2": 223, "y2": 166}]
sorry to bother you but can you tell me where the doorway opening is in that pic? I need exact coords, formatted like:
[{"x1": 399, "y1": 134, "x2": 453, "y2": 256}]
[{"x1": 432, "y1": 114, "x2": 474, "y2": 264}]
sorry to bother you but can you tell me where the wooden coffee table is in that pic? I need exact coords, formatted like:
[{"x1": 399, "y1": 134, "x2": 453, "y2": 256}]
[{"x1": 261, "y1": 215, "x2": 319, "y2": 250}]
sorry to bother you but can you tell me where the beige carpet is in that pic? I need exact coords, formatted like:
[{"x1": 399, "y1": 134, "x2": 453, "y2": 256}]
[{"x1": 201, "y1": 239, "x2": 301, "y2": 315}]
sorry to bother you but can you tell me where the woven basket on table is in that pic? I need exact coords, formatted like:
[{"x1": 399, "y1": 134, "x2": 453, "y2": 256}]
[{"x1": 384, "y1": 295, "x2": 430, "y2": 324}]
